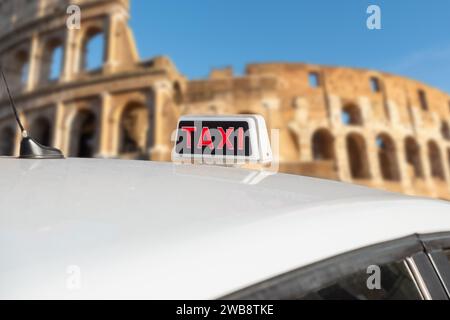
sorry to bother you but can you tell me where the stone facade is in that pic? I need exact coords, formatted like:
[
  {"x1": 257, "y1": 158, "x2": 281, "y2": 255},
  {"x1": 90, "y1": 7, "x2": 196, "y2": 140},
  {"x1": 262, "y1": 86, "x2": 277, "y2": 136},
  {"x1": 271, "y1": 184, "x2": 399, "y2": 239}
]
[{"x1": 1, "y1": 0, "x2": 450, "y2": 200}]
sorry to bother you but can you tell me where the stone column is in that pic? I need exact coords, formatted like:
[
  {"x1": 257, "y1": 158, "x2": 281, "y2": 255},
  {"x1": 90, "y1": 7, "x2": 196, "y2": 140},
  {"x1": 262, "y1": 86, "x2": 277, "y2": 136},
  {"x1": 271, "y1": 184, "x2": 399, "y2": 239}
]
[
  {"x1": 103, "y1": 10, "x2": 128, "y2": 73},
  {"x1": 329, "y1": 95, "x2": 342, "y2": 129},
  {"x1": 26, "y1": 33, "x2": 39, "y2": 91},
  {"x1": 97, "y1": 92, "x2": 114, "y2": 158},
  {"x1": 293, "y1": 97, "x2": 310, "y2": 162},
  {"x1": 334, "y1": 132, "x2": 350, "y2": 182},
  {"x1": 13, "y1": 112, "x2": 27, "y2": 156},
  {"x1": 394, "y1": 136, "x2": 412, "y2": 192},
  {"x1": 387, "y1": 100, "x2": 400, "y2": 127},
  {"x1": 148, "y1": 80, "x2": 172, "y2": 161},
  {"x1": 62, "y1": 28, "x2": 77, "y2": 82},
  {"x1": 366, "y1": 131, "x2": 383, "y2": 186},
  {"x1": 419, "y1": 138, "x2": 436, "y2": 197},
  {"x1": 440, "y1": 141, "x2": 450, "y2": 193},
  {"x1": 53, "y1": 101, "x2": 66, "y2": 152}
]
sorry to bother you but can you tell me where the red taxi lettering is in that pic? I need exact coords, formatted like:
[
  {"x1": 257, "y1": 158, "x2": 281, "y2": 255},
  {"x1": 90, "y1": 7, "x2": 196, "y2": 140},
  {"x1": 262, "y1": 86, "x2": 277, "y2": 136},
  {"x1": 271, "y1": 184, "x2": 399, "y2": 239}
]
[
  {"x1": 218, "y1": 127, "x2": 234, "y2": 150},
  {"x1": 237, "y1": 127, "x2": 244, "y2": 151},
  {"x1": 198, "y1": 127, "x2": 214, "y2": 149},
  {"x1": 181, "y1": 126, "x2": 196, "y2": 148}
]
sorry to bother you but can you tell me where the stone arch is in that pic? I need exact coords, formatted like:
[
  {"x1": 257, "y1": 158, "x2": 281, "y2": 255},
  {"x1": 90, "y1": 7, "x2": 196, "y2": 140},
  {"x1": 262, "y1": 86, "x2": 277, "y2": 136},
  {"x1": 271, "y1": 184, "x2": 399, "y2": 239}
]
[
  {"x1": 29, "y1": 117, "x2": 52, "y2": 146},
  {"x1": 427, "y1": 140, "x2": 445, "y2": 180},
  {"x1": 118, "y1": 102, "x2": 148, "y2": 154},
  {"x1": 0, "y1": 126, "x2": 15, "y2": 156},
  {"x1": 346, "y1": 133, "x2": 370, "y2": 179},
  {"x1": 311, "y1": 128, "x2": 334, "y2": 160},
  {"x1": 404, "y1": 136, "x2": 423, "y2": 178},
  {"x1": 376, "y1": 133, "x2": 400, "y2": 181},
  {"x1": 69, "y1": 109, "x2": 98, "y2": 158},
  {"x1": 80, "y1": 27, "x2": 104, "y2": 72},
  {"x1": 342, "y1": 104, "x2": 363, "y2": 125}
]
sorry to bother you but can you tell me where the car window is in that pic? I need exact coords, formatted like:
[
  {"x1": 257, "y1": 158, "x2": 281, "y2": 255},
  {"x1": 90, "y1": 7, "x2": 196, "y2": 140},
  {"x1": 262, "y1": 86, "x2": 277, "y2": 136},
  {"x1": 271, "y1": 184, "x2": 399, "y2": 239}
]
[
  {"x1": 222, "y1": 235, "x2": 428, "y2": 300},
  {"x1": 298, "y1": 259, "x2": 421, "y2": 300}
]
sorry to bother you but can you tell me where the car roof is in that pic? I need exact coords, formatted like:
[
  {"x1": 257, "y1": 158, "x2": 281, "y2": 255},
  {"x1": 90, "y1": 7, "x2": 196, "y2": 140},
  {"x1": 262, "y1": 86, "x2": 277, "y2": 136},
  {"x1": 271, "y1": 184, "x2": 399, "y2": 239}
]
[{"x1": 1, "y1": 157, "x2": 449, "y2": 299}]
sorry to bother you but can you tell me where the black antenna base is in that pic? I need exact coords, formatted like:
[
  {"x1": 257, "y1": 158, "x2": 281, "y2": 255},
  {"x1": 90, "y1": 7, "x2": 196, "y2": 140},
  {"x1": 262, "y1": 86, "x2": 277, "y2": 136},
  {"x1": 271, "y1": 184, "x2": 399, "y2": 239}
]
[{"x1": 19, "y1": 135, "x2": 64, "y2": 159}]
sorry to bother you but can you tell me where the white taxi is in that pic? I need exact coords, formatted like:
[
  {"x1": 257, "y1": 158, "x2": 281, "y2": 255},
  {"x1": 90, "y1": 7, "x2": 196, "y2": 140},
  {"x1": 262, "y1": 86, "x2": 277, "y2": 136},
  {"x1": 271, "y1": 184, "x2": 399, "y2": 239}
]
[
  {"x1": 1, "y1": 156, "x2": 450, "y2": 300},
  {"x1": 0, "y1": 67, "x2": 449, "y2": 299},
  {"x1": 1, "y1": 112, "x2": 450, "y2": 300}
]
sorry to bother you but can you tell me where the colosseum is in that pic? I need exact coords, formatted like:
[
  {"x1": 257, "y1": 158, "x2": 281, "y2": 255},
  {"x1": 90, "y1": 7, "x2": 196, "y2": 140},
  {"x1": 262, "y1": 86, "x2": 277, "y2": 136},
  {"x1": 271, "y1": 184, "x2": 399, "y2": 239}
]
[{"x1": 1, "y1": 0, "x2": 450, "y2": 200}]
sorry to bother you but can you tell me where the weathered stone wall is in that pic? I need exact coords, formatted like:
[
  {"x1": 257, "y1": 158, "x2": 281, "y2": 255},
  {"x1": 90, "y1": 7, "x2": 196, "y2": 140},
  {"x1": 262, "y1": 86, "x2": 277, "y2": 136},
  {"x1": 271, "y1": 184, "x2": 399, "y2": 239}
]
[
  {"x1": 183, "y1": 64, "x2": 450, "y2": 200},
  {"x1": 0, "y1": 0, "x2": 449, "y2": 200}
]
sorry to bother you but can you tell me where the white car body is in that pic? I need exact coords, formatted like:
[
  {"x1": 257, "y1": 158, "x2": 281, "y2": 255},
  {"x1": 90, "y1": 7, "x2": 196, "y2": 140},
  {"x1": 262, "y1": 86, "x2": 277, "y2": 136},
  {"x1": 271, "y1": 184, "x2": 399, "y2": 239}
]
[{"x1": 0, "y1": 157, "x2": 449, "y2": 299}]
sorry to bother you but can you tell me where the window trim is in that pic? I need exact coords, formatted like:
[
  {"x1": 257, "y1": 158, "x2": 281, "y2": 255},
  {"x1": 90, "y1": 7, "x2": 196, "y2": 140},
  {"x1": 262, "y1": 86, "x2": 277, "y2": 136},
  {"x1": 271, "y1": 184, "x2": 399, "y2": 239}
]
[
  {"x1": 407, "y1": 252, "x2": 448, "y2": 300},
  {"x1": 420, "y1": 232, "x2": 450, "y2": 298}
]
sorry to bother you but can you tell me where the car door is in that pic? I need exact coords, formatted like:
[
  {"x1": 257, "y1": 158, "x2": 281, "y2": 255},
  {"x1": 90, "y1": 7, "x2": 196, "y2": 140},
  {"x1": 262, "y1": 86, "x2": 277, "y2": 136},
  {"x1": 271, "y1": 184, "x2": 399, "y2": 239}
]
[{"x1": 222, "y1": 234, "x2": 448, "y2": 300}]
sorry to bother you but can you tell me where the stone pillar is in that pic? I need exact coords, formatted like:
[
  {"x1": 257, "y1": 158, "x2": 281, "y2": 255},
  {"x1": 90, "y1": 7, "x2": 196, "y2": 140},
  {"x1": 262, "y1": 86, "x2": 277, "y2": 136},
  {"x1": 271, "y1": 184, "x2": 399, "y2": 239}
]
[
  {"x1": 366, "y1": 131, "x2": 383, "y2": 186},
  {"x1": 358, "y1": 96, "x2": 372, "y2": 126},
  {"x1": 293, "y1": 97, "x2": 310, "y2": 162},
  {"x1": 26, "y1": 33, "x2": 39, "y2": 91},
  {"x1": 387, "y1": 100, "x2": 401, "y2": 127},
  {"x1": 53, "y1": 101, "x2": 66, "y2": 152},
  {"x1": 104, "y1": 10, "x2": 128, "y2": 73},
  {"x1": 62, "y1": 28, "x2": 77, "y2": 81},
  {"x1": 13, "y1": 113, "x2": 27, "y2": 157},
  {"x1": 148, "y1": 80, "x2": 172, "y2": 161},
  {"x1": 419, "y1": 138, "x2": 436, "y2": 197},
  {"x1": 329, "y1": 95, "x2": 342, "y2": 129},
  {"x1": 97, "y1": 92, "x2": 114, "y2": 157},
  {"x1": 104, "y1": 15, "x2": 117, "y2": 73},
  {"x1": 262, "y1": 98, "x2": 281, "y2": 130},
  {"x1": 394, "y1": 136, "x2": 412, "y2": 192},
  {"x1": 334, "y1": 132, "x2": 350, "y2": 181},
  {"x1": 440, "y1": 141, "x2": 450, "y2": 192}
]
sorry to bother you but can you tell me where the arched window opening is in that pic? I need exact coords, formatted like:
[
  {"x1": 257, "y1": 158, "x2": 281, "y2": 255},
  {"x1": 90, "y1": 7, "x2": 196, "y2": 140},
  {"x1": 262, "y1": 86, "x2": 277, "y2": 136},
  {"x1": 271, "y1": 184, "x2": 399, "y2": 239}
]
[
  {"x1": 41, "y1": 39, "x2": 64, "y2": 82},
  {"x1": 346, "y1": 133, "x2": 370, "y2": 179},
  {"x1": 49, "y1": 46, "x2": 63, "y2": 81},
  {"x1": 0, "y1": 127, "x2": 15, "y2": 156},
  {"x1": 342, "y1": 104, "x2": 363, "y2": 125},
  {"x1": 370, "y1": 77, "x2": 381, "y2": 93},
  {"x1": 308, "y1": 72, "x2": 320, "y2": 88},
  {"x1": 418, "y1": 90, "x2": 428, "y2": 111},
  {"x1": 13, "y1": 50, "x2": 29, "y2": 88},
  {"x1": 404, "y1": 137, "x2": 423, "y2": 178},
  {"x1": 440, "y1": 121, "x2": 450, "y2": 141},
  {"x1": 428, "y1": 141, "x2": 445, "y2": 180},
  {"x1": 6, "y1": 50, "x2": 29, "y2": 90},
  {"x1": 119, "y1": 103, "x2": 148, "y2": 154},
  {"x1": 70, "y1": 110, "x2": 97, "y2": 158},
  {"x1": 376, "y1": 134, "x2": 400, "y2": 181},
  {"x1": 312, "y1": 129, "x2": 334, "y2": 160},
  {"x1": 30, "y1": 117, "x2": 52, "y2": 146},
  {"x1": 81, "y1": 29, "x2": 104, "y2": 72}
]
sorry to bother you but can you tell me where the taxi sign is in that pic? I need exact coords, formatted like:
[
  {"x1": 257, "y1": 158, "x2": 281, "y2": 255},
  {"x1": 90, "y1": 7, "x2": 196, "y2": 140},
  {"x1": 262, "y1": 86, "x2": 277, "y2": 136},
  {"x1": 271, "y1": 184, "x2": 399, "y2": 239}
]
[{"x1": 172, "y1": 114, "x2": 272, "y2": 164}]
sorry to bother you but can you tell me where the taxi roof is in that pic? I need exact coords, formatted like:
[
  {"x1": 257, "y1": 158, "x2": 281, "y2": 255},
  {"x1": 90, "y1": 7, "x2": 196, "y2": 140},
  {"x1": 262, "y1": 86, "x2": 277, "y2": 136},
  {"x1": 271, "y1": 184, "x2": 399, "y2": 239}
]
[{"x1": 1, "y1": 157, "x2": 449, "y2": 299}]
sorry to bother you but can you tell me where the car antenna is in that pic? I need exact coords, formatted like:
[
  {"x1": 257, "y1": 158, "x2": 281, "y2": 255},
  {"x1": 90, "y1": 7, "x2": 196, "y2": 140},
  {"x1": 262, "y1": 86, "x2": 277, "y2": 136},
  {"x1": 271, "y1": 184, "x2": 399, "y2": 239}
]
[{"x1": 0, "y1": 65, "x2": 64, "y2": 159}]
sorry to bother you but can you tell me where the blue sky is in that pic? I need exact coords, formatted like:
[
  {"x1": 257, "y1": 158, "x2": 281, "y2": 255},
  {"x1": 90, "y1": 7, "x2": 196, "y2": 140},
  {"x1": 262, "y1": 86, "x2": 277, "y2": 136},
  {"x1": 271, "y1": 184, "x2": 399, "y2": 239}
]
[{"x1": 128, "y1": 0, "x2": 450, "y2": 93}]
